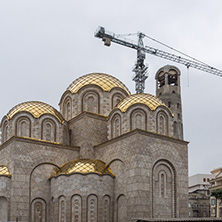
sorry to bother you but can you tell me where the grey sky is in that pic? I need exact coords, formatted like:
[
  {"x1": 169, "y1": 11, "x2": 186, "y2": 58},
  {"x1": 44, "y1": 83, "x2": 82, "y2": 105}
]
[{"x1": 0, "y1": 0, "x2": 222, "y2": 176}]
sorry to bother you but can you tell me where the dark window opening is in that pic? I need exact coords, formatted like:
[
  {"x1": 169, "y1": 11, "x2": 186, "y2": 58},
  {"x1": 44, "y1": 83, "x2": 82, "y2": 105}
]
[
  {"x1": 168, "y1": 70, "x2": 178, "y2": 86},
  {"x1": 157, "y1": 72, "x2": 165, "y2": 88}
]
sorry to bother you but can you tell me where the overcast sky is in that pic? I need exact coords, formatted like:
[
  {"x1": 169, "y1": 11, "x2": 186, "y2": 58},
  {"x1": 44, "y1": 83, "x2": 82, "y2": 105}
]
[{"x1": 0, "y1": 0, "x2": 222, "y2": 176}]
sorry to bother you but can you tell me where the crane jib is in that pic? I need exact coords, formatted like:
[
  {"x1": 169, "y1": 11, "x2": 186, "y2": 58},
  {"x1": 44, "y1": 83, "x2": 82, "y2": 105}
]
[{"x1": 95, "y1": 26, "x2": 222, "y2": 79}]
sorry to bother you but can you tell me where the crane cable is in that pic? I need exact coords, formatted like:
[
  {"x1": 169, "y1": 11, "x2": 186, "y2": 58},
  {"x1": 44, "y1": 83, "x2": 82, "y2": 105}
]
[{"x1": 144, "y1": 34, "x2": 209, "y2": 67}]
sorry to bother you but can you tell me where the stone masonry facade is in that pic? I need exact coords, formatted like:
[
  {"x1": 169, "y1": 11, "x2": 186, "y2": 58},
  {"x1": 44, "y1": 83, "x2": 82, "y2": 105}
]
[{"x1": 0, "y1": 67, "x2": 188, "y2": 222}]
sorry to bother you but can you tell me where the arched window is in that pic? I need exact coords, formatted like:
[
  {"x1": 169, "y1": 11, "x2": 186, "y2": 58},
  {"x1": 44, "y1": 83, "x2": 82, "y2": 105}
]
[
  {"x1": 31, "y1": 198, "x2": 46, "y2": 222},
  {"x1": 0, "y1": 196, "x2": 8, "y2": 221},
  {"x1": 72, "y1": 195, "x2": 82, "y2": 222},
  {"x1": 63, "y1": 97, "x2": 72, "y2": 120},
  {"x1": 173, "y1": 121, "x2": 178, "y2": 137},
  {"x1": 59, "y1": 196, "x2": 66, "y2": 222},
  {"x1": 117, "y1": 194, "x2": 127, "y2": 222},
  {"x1": 111, "y1": 114, "x2": 121, "y2": 138},
  {"x1": 131, "y1": 109, "x2": 146, "y2": 131},
  {"x1": 34, "y1": 202, "x2": 43, "y2": 222},
  {"x1": 16, "y1": 117, "x2": 31, "y2": 137},
  {"x1": 103, "y1": 195, "x2": 110, "y2": 222},
  {"x1": 41, "y1": 119, "x2": 56, "y2": 142},
  {"x1": 112, "y1": 93, "x2": 124, "y2": 108},
  {"x1": 152, "y1": 160, "x2": 176, "y2": 218},
  {"x1": 156, "y1": 111, "x2": 168, "y2": 136},
  {"x1": 2, "y1": 121, "x2": 8, "y2": 143},
  {"x1": 82, "y1": 91, "x2": 99, "y2": 114},
  {"x1": 159, "y1": 171, "x2": 166, "y2": 198},
  {"x1": 87, "y1": 195, "x2": 98, "y2": 222}
]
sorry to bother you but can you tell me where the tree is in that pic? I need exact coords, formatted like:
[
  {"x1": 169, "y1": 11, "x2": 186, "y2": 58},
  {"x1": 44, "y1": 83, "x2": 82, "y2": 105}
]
[
  {"x1": 211, "y1": 189, "x2": 222, "y2": 217},
  {"x1": 211, "y1": 189, "x2": 222, "y2": 200}
]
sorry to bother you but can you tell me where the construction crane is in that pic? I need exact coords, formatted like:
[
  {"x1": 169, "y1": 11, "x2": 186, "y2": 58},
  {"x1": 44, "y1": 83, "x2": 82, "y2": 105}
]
[{"x1": 95, "y1": 26, "x2": 222, "y2": 93}]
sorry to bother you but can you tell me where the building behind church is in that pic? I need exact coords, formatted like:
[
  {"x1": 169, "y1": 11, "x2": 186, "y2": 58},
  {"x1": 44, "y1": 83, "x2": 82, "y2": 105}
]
[{"x1": 0, "y1": 65, "x2": 188, "y2": 222}]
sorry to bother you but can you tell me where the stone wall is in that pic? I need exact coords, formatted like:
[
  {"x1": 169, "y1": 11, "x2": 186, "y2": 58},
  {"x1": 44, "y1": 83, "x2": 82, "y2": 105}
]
[
  {"x1": 50, "y1": 173, "x2": 114, "y2": 222},
  {"x1": 69, "y1": 112, "x2": 108, "y2": 159},
  {"x1": 95, "y1": 129, "x2": 189, "y2": 220},
  {"x1": 0, "y1": 136, "x2": 79, "y2": 222}
]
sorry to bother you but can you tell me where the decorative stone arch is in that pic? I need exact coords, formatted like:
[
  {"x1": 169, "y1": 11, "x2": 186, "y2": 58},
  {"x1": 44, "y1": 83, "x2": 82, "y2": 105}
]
[
  {"x1": 41, "y1": 118, "x2": 57, "y2": 142},
  {"x1": 31, "y1": 197, "x2": 47, "y2": 222},
  {"x1": 111, "y1": 113, "x2": 122, "y2": 139},
  {"x1": 130, "y1": 108, "x2": 147, "y2": 131},
  {"x1": 81, "y1": 90, "x2": 100, "y2": 114},
  {"x1": 107, "y1": 158, "x2": 125, "y2": 168},
  {"x1": 152, "y1": 159, "x2": 177, "y2": 218},
  {"x1": 71, "y1": 194, "x2": 82, "y2": 222},
  {"x1": 29, "y1": 162, "x2": 60, "y2": 222},
  {"x1": 15, "y1": 115, "x2": 32, "y2": 137},
  {"x1": 87, "y1": 194, "x2": 98, "y2": 222},
  {"x1": 0, "y1": 196, "x2": 9, "y2": 221},
  {"x1": 156, "y1": 110, "x2": 169, "y2": 136},
  {"x1": 116, "y1": 194, "x2": 127, "y2": 222},
  {"x1": 63, "y1": 95, "x2": 72, "y2": 120}
]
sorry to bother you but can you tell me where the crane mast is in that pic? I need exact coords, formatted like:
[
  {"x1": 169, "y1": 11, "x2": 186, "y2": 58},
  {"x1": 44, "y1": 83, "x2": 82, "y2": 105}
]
[{"x1": 95, "y1": 26, "x2": 222, "y2": 93}]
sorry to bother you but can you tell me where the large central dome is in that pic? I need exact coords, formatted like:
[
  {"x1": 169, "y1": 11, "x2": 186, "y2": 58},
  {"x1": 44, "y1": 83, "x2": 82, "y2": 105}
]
[{"x1": 66, "y1": 73, "x2": 130, "y2": 95}]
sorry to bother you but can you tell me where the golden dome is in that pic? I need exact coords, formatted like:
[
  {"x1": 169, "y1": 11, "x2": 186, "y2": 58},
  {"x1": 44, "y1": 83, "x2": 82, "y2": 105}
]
[
  {"x1": 66, "y1": 73, "x2": 130, "y2": 95},
  {"x1": 0, "y1": 165, "x2": 11, "y2": 176},
  {"x1": 116, "y1": 93, "x2": 172, "y2": 114},
  {"x1": 7, "y1": 101, "x2": 65, "y2": 123},
  {"x1": 54, "y1": 159, "x2": 114, "y2": 176}
]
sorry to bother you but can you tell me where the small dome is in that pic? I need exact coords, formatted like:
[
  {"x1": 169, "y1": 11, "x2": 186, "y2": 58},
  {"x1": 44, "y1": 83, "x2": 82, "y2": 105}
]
[
  {"x1": 7, "y1": 101, "x2": 65, "y2": 123},
  {"x1": 116, "y1": 93, "x2": 172, "y2": 115},
  {"x1": 66, "y1": 73, "x2": 130, "y2": 95},
  {"x1": 0, "y1": 165, "x2": 11, "y2": 176},
  {"x1": 54, "y1": 159, "x2": 114, "y2": 176}
]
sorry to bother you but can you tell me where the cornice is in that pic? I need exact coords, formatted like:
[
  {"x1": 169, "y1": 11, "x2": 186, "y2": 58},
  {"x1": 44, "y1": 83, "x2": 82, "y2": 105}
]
[
  {"x1": 95, "y1": 128, "x2": 189, "y2": 150},
  {"x1": 0, "y1": 136, "x2": 80, "y2": 152}
]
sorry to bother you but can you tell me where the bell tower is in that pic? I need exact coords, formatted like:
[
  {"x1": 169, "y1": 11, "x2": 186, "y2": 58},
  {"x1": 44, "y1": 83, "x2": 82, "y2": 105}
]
[{"x1": 155, "y1": 65, "x2": 183, "y2": 140}]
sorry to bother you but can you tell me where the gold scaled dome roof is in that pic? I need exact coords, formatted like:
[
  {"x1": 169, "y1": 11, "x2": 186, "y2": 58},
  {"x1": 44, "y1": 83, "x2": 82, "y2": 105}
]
[
  {"x1": 54, "y1": 159, "x2": 114, "y2": 176},
  {"x1": 66, "y1": 73, "x2": 130, "y2": 95},
  {"x1": 116, "y1": 93, "x2": 172, "y2": 114},
  {"x1": 0, "y1": 165, "x2": 11, "y2": 176},
  {"x1": 7, "y1": 101, "x2": 65, "y2": 123}
]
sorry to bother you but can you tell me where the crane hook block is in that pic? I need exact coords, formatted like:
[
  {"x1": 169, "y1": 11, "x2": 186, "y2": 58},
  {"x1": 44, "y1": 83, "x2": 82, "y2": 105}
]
[{"x1": 102, "y1": 37, "x2": 111, "y2": 46}]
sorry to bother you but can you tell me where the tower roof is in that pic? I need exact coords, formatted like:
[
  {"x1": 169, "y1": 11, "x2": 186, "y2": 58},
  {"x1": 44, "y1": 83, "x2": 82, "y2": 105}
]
[
  {"x1": 66, "y1": 73, "x2": 131, "y2": 95},
  {"x1": 54, "y1": 159, "x2": 114, "y2": 176},
  {"x1": 115, "y1": 93, "x2": 172, "y2": 114},
  {"x1": 7, "y1": 101, "x2": 65, "y2": 123}
]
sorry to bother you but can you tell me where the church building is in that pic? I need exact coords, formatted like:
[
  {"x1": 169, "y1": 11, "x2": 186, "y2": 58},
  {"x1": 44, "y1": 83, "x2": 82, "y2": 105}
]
[{"x1": 0, "y1": 65, "x2": 188, "y2": 222}]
